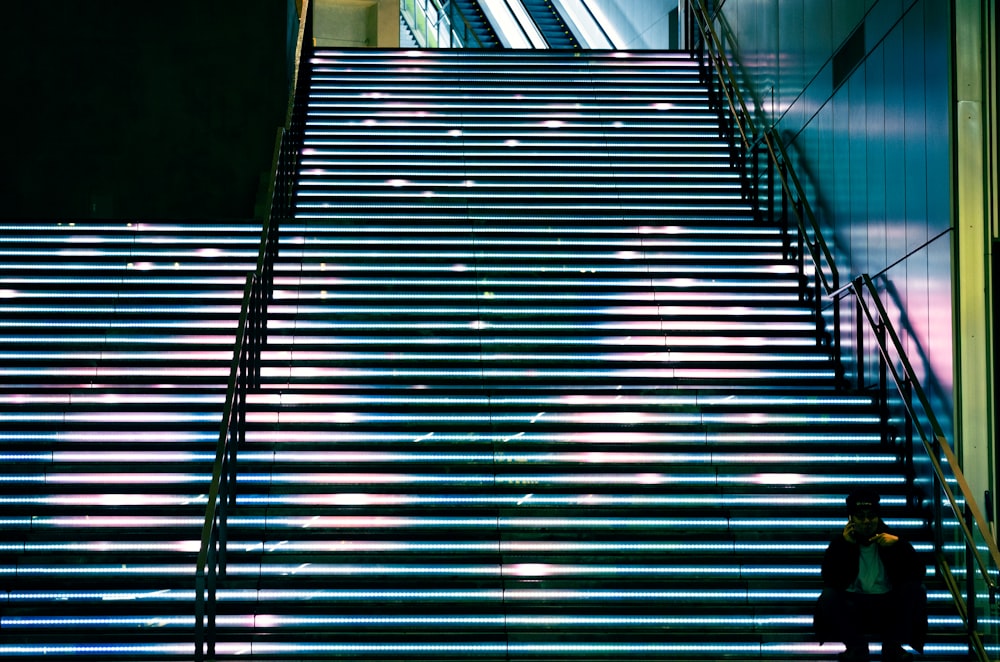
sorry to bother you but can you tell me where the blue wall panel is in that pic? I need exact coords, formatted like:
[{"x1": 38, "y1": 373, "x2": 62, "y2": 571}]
[
  {"x1": 902, "y1": 4, "x2": 928, "y2": 255},
  {"x1": 866, "y1": 45, "x2": 888, "y2": 278},
  {"x1": 923, "y1": 0, "x2": 951, "y2": 238},
  {"x1": 883, "y1": 27, "x2": 907, "y2": 261},
  {"x1": 715, "y1": 0, "x2": 954, "y2": 432}
]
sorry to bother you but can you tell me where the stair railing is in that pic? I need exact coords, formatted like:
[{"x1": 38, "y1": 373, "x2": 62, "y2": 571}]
[
  {"x1": 849, "y1": 273, "x2": 1000, "y2": 659},
  {"x1": 401, "y1": 0, "x2": 485, "y2": 48},
  {"x1": 688, "y1": 2, "x2": 1000, "y2": 658},
  {"x1": 688, "y1": 0, "x2": 841, "y2": 364},
  {"x1": 193, "y1": 270, "x2": 256, "y2": 662},
  {"x1": 193, "y1": 2, "x2": 313, "y2": 660}
]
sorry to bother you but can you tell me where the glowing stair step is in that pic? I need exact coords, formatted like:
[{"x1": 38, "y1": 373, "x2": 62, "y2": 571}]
[
  {"x1": 0, "y1": 640, "x2": 972, "y2": 659},
  {"x1": 3, "y1": 535, "x2": 942, "y2": 556}
]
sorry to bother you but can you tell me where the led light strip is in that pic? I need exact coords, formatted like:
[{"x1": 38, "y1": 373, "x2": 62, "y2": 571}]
[
  {"x1": 242, "y1": 393, "x2": 872, "y2": 407},
  {"x1": 233, "y1": 494, "x2": 901, "y2": 509},
  {"x1": 0, "y1": 493, "x2": 901, "y2": 510},
  {"x1": 1, "y1": 613, "x2": 873, "y2": 628},
  {"x1": 278, "y1": 264, "x2": 801, "y2": 276},
  {"x1": 280, "y1": 223, "x2": 774, "y2": 235},
  {"x1": 4, "y1": 588, "x2": 961, "y2": 603},
  {"x1": 242, "y1": 409, "x2": 866, "y2": 425},
  {"x1": 0, "y1": 642, "x2": 972, "y2": 657},
  {"x1": 1, "y1": 515, "x2": 931, "y2": 530}
]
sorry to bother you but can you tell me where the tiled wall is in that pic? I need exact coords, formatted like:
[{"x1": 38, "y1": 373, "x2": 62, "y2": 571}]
[{"x1": 714, "y1": 0, "x2": 954, "y2": 433}]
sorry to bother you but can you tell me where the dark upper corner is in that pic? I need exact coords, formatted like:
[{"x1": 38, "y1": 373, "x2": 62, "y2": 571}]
[{"x1": 3, "y1": 0, "x2": 297, "y2": 221}]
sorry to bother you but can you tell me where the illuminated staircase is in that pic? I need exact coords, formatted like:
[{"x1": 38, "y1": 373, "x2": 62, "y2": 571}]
[
  {"x1": 0, "y1": 50, "x2": 969, "y2": 659},
  {"x1": 233, "y1": 50, "x2": 966, "y2": 659}
]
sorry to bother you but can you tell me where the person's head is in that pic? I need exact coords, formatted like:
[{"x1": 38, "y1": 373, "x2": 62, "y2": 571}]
[{"x1": 846, "y1": 487, "x2": 881, "y2": 542}]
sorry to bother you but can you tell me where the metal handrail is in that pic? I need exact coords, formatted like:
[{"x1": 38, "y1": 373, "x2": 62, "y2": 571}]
[
  {"x1": 193, "y1": 272, "x2": 254, "y2": 661},
  {"x1": 688, "y1": 1, "x2": 1000, "y2": 655},
  {"x1": 689, "y1": 0, "x2": 840, "y2": 297},
  {"x1": 851, "y1": 274, "x2": 1000, "y2": 584},
  {"x1": 850, "y1": 274, "x2": 998, "y2": 661},
  {"x1": 193, "y1": 2, "x2": 312, "y2": 659}
]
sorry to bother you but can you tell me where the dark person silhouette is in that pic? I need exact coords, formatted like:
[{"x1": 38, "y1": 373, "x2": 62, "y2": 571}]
[{"x1": 814, "y1": 488, "x2": 927, "y2": 662}]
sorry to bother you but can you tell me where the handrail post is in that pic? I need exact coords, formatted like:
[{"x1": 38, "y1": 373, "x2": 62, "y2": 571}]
[
  {"x1": 194, "y1": 571, "x2": 205, "y2": 661},
  {"x1": 218, "y1": 456, "x2": 229, "y2": 577},
  {"x1": 207, "y1": 542, "x2": 217, "y2": 660},
  {"x1": 876, "y1": 320, "x2": 888, "y2": 446},
  {"x1": 798, "y1": 211, "x2": 806, "y2": 303},
  {"x1": 812, "y1": 253, "x2": 822, "y2": 342},
  {"x1": 903, "y1": 376, "x2": 914, "y2": 482},
  {"x1": 932, "y1": 435, "x2": 944, "y2": 553},
  {"x1": 966, "y1": 504, "x2": 978, "y2": 635},
  {"x1": 764, "y1": 143, "x2": 773, "y2": 225},
  {"x1": 779, "y1": 160, "x2": 790, "y2": 261},
  {"x1": 854, "y1": 278, "x2": 864, "y2": 390}
]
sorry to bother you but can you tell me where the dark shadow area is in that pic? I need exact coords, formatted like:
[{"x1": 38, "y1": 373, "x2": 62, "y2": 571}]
[{"x1": 2, "y1": 0, "x2": 296, "y2": 221}]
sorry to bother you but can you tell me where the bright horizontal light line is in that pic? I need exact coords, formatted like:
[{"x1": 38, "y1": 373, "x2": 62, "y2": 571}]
[
  {"x1": 1, "y1": 515, "x2": 930, "y2": 530},
  {"x1": 7, "y1": 588, "x2": 960, "y2": 602}
]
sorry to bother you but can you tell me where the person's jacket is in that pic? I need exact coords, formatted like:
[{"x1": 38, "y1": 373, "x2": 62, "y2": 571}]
[
  {"x1": 816, "y1": 519, "x2": 928, "y2": 651},
  {"x1": 820, "y1": 520, "x2": 926, "y2": 591}
]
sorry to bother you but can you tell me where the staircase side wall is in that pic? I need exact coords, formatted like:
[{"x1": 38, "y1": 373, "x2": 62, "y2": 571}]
[{"x1": 713, "y1": 0, "x2": 955, "y2": 446}]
